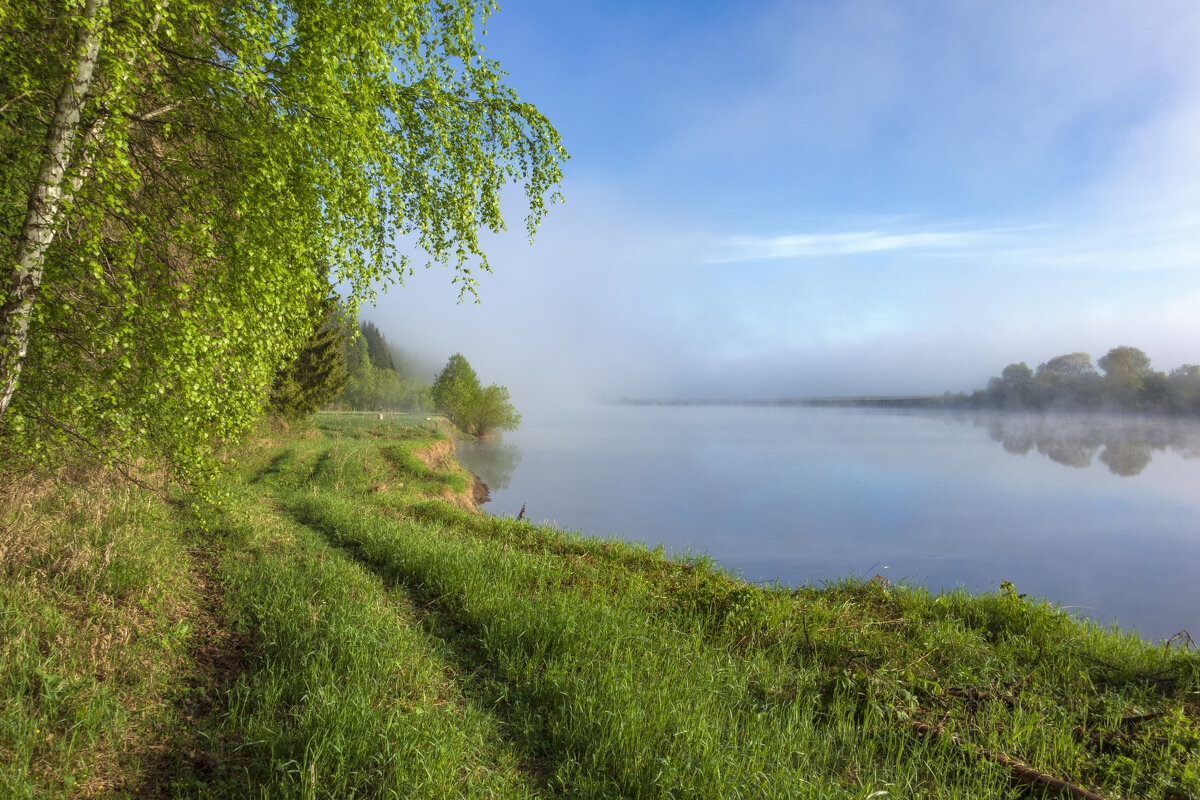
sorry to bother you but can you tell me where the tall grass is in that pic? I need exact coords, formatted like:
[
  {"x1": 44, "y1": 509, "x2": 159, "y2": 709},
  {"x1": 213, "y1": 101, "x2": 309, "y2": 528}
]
[
  {"x1": 187, "y1": 488, "x2": 536, "y2": 798},
  {"x1": 0, "y1": 472, "x2": 195, "y2": 797}
]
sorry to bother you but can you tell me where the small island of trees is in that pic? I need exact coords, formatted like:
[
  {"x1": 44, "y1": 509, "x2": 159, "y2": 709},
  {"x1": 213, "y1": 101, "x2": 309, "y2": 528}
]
[{"x1": 965, "y1": 346, "x2": 1200, "y2": 415}]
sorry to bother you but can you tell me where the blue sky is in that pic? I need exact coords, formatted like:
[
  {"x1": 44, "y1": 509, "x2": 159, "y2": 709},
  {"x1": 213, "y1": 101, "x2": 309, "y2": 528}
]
[{"x1": 371, "y1": 0, "x2": 1200, "y2": 406}]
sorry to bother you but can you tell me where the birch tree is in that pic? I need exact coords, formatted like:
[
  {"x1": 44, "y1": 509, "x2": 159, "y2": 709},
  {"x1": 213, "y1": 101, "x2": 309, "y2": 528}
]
[
  {"x1": 0, "y1": 0, "x2": 565, "y2": 483},
  {"x1": 1, "y1": 0, "x2": 110, "y2": 419}
]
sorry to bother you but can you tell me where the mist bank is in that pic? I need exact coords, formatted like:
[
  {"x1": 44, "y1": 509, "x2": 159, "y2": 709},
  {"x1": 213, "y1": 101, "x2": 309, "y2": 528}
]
[
  {"x1": 620, "y1": 345, "x2": 1200, "y2": 418},
  {"x1": 618, "y1": 396, "x2": 956, "y2": 408}
]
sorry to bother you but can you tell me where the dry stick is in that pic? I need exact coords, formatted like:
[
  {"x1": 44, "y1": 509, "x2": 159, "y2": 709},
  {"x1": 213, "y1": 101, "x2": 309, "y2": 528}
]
[
  {"x1": 909, "y1": 720, "x2": 1110, "y2": 800},
  {"x1": 1164, "y1": 629, "x2": 1195, "y2": 649}
]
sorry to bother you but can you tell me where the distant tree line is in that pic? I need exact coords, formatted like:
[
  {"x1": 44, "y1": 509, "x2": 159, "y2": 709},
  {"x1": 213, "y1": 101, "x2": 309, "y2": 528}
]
[
  {"x1": 965, "y1": 346, "x2": 1200, "y2": 415},
  {"x1": 268, "y1": 312, "x2": 521, "y2": 433},
  {"x1": 330, "y1": 321, "x2": 436, "y2": 413}
]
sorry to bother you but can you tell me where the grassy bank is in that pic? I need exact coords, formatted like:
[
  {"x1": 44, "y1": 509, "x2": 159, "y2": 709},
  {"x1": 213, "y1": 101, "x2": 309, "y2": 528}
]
[{"x1": 2, "y1": 412, "x2": 1197, "y2": 798}]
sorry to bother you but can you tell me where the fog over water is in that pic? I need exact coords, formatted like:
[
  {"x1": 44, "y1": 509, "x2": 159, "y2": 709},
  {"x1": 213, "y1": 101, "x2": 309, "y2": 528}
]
[
  {"x1": 365, "y1": 2, "x2": 1200, "y2": 642},
  {"x1": 455, "y1": 405, "x2": 1200, "y2": 642}
]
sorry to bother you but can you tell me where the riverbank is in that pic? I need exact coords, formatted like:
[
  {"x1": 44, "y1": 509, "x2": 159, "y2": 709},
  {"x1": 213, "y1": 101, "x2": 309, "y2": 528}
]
[{"x1": 1, "y1": 412, "x2": 1196, "y2": 798}]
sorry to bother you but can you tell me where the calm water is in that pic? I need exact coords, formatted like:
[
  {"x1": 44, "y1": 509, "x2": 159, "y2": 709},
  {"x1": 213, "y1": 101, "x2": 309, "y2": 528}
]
[{"x1": 454, "y1": 405, "x2": 1200, "y2": 641}]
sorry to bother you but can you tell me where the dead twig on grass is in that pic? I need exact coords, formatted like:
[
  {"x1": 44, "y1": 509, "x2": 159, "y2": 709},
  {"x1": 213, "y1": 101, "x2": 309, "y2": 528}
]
[
  {"x1": 909, "y1": 720, "x2": 1110, "y2": 800},
  {"x1": 1165, "y1": 629, "x2": 1196, "y2": 649}
]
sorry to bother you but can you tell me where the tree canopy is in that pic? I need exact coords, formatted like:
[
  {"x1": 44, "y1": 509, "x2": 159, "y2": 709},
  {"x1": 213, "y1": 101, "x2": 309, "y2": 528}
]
[
  {"x1": 1036, "y1": 352, "x2": 1097, "y2": 383},
  {"x1": 1098, "y1": 346, "x2": 1152, "y2": 393},
  {"x1": 359, "y1": 321, "x2": 395, "y2": 373},
  {"x1": 431, "y1": 353, "x2": 481, "y2": 428},
  {"x1": 968, "y1": 346, "x2": 1200, "y2": 415},
  {"x1": 432, "y1": 353, "x2": 519, "y2": 437},
  {"x1": 0, "y1": 0, "x2": 565, "y2": 484}
]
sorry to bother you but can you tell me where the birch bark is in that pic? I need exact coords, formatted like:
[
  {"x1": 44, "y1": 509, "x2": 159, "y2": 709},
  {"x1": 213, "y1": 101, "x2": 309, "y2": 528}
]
[{"x1": 0, "y1": 0, "x2": 110, "y2": 420}]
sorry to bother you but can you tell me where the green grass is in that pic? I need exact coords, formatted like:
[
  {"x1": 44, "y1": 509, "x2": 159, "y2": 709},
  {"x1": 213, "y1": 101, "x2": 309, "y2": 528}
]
[
  {"x1": 0, "y1": 471, "x2": 196, "y2": 797},
  {"x1": 1, "y1": 410, "x2": 1197, "y2": 798}
]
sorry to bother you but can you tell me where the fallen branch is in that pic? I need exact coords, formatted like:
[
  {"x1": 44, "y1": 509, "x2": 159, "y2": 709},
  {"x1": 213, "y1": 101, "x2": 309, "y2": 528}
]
[{"x1": 910, "y1": 720, "x2": 1109, "y2": 800}]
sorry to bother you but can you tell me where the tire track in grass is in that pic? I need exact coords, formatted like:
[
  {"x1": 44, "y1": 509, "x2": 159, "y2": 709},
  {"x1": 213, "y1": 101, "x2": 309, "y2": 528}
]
[
  {"x1": 287, "y1": 504, "x2": 606, "y2": 796},
  {"x1": 127, "y1": 542, "x2": 253, "y2": 797},
  {"x1": 206, "y1": 488, "x2": 541, "y2": 799},
  {"x1": 285, "y1": 491, "x2": 863, "y2": 799},
  {"x1": 309, "y1": 521, "x2": 567, "y2": 797},
  {"x1": 252, "y1": 434, "x2": 571, "y2": 795}
]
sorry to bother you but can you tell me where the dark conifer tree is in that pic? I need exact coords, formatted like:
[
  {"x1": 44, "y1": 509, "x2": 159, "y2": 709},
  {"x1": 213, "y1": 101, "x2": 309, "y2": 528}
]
[
  {"x1": 269, "y1": 283, "x2": 349, "y2": 419},
  {"x1": 359, "y1": 321, "x2": 395, "y2": 371}
]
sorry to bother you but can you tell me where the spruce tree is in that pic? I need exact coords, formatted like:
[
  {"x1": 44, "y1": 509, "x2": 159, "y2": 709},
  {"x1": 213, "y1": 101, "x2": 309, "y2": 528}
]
[
  {"x1": 269, "y1": 287, "x2": 349, "y2": 419},
  {"x1": 360, "y1": 321, "x2": 395, "y2": 371}
]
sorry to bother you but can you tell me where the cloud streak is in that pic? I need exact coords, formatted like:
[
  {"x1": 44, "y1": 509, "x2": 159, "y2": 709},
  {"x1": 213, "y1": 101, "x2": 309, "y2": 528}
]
[{"x1": 711, "y1": 228, "x2": 993, "y2": 262}]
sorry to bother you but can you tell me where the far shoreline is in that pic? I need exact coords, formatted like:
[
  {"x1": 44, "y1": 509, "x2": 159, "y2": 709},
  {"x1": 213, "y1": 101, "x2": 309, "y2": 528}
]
[{"x1": 615, "y1": 396, "x2": 1200, "y2": 417}]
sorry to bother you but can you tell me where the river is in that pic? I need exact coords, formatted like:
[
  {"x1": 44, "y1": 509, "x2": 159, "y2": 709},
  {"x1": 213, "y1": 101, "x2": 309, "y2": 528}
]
[{"x1": 453, "y1": 404, "x2": 1200, "y2": 641}]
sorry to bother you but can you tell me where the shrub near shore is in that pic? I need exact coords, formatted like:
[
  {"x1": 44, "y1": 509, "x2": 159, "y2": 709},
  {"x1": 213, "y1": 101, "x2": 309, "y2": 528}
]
[{"x1": 1, "y1": 411, "x2": 1197, "y2": 798}]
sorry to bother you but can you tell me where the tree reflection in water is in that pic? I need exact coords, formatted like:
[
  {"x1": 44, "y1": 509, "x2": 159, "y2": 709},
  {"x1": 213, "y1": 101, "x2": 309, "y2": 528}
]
[
  {"x1": 454, "y1": 435, "x2": 523, "y2": 494},
  {"x1": 972, "y1": 413, "x2": 1200, "y2": 476}
]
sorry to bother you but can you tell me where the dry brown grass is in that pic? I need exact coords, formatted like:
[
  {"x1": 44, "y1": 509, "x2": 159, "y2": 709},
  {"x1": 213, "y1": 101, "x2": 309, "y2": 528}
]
[
  {"x1": 0, "y1": 473, "x2": 57, "y2": 572},
  {"x1": 413, "y1": 439, "x2": 458, "y2": 472}
]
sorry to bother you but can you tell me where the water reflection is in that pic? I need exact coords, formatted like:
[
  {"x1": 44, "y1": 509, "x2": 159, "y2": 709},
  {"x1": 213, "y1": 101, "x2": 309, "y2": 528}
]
[
  {"x1": 454, "y1": 435, "x2": 523, "y2": 494},
  {"x1": 455, "y1": 406, "x2": 1200, "y2": 639},
  {"x1": 970, "y1": 413, "x2": 1200, "y2": 476}
]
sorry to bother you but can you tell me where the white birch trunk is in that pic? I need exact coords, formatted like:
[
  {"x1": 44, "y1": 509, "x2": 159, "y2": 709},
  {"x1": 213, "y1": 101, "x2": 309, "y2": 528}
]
[{"x1": 0, "y1": 0, "x2": 110, "y2": 421}]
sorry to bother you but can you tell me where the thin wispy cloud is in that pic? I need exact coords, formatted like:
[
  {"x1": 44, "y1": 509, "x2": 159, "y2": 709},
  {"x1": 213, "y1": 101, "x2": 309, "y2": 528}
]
[{"x1": 710, "y1": 228, "x2": 993, "y2": 263}]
